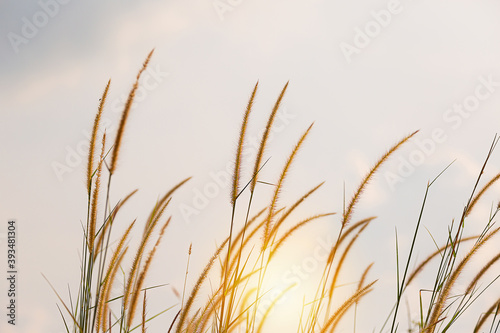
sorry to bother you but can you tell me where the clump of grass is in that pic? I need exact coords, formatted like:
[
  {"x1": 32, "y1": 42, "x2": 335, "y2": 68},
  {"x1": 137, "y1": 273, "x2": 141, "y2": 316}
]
[
  {"x1": 48, "y1": 51, "x2": 189, "y2": 333},
  {"x1": 51, "y1": 58, "x2": 500, "y2": 333},
  {"x1": 176, "y1": 88, "x2": 500, "y2": 333}
]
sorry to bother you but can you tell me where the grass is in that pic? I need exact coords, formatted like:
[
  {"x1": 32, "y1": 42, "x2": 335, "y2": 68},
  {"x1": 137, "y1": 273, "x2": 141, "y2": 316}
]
[{"x1": 50, "y1": 51, "x2": 500, "y2": 333}]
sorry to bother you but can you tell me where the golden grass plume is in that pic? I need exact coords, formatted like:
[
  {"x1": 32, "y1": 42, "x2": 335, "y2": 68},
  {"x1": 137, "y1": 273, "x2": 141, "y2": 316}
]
[
  {"x1": 87, "y1": 79, "x2": 110, "y2": 193},
  {"x1": 232, "y1": 81, "x2": 259, "y2": 205},
  {"x1": 110, "y1": 49, "x2": 154, "y2": 175}
]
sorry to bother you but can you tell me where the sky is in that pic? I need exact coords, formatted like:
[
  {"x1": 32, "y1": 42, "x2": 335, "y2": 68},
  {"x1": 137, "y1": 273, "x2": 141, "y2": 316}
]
[{"x1": 2, "y1": 0, "x2": 500, "y2": 332}]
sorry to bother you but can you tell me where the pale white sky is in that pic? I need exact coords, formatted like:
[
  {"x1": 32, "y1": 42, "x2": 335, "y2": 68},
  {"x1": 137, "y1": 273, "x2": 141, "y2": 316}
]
[{"x1": 2, "y1": 0, "x2": 500, "y2": 332}]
